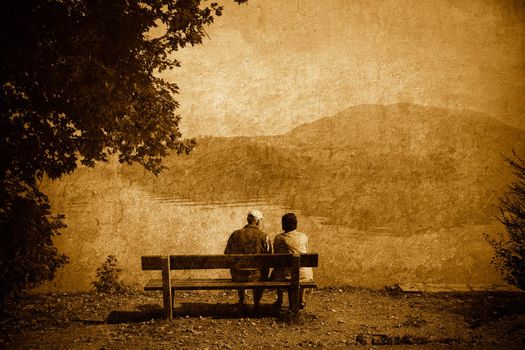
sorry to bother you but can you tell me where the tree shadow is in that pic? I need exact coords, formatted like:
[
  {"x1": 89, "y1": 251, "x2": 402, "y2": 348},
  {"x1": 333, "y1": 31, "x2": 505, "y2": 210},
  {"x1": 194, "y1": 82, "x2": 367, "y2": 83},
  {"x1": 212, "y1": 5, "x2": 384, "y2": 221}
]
[{"x1": 106, "y1": 304, "x2": 163, "y2": 324}]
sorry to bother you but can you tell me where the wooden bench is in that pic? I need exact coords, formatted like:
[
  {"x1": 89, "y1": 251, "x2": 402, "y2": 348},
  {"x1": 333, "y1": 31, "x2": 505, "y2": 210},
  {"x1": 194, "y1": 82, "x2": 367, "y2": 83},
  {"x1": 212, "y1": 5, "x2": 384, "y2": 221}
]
[{"x1": 141, "y1": 253, "x2": 318, "y2": 319}]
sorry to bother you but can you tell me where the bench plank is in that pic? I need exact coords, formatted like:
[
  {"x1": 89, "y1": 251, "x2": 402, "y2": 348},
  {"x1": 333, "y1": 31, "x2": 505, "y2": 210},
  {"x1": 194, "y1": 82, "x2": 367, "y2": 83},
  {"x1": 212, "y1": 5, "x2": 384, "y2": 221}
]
[
  {"x1": 142, "y1": 253, "x2": 318, "y2": 271},
  {"x1": 144, "y1": 278, "x2": 318, "y2": 291}
]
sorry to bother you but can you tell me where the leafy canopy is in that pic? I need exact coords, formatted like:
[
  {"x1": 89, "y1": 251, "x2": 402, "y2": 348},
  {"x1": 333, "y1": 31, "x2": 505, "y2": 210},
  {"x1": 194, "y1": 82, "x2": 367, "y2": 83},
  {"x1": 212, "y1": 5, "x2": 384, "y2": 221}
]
[
  {"x1": 1, "y1": 0, "x2": 245, "y2": 182},
  {"x1": 0, "y1": 0, "x2": 246, "y2": 300}
]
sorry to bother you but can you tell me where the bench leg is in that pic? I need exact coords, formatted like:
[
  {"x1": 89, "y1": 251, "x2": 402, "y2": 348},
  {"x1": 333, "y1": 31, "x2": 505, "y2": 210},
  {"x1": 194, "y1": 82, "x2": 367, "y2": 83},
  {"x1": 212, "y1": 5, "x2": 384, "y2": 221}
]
[
  {"x1": 290, "y1": 254, "x2": 301, "y2": 321},
  {"x1": 161, "y1": 256, "x2": 173, "y2": 320}
]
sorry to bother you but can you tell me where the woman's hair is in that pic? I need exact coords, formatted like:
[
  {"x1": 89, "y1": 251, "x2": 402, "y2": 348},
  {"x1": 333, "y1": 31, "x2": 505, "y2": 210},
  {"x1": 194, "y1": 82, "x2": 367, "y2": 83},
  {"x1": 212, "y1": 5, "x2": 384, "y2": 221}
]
[{"x1": 282, "y1": 212, "x2": 297, "y2": 232}]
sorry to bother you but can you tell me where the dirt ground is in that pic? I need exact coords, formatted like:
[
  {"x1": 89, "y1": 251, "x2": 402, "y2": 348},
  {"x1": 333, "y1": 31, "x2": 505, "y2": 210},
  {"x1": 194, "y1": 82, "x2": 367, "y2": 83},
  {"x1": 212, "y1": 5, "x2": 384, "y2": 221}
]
[{"x1": 1, "y1": 287, "x2": 524, "y2": 349}]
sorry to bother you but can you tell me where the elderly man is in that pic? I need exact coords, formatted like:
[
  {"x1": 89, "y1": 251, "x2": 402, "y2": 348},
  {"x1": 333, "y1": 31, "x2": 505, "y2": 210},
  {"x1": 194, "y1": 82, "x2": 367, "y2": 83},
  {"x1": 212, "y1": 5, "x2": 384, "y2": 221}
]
[{"x1": 225, "y1": 209, "x2": 272, "y2": 309}]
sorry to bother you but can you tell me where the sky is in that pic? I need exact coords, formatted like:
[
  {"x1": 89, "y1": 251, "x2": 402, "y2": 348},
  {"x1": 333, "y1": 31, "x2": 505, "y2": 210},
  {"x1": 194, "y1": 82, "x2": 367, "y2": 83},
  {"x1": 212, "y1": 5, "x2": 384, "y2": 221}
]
[{"x1": 160, "y1": 0, "x2": 525, "y2": 137}]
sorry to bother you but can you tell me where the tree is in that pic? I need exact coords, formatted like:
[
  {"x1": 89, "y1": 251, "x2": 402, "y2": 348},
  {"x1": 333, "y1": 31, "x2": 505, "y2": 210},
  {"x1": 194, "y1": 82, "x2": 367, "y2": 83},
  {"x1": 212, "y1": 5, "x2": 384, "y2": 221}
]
[
  {"x1": 486, "y1": 151, "x2": 525, "y2": 290},
  {"x1": 0, "y1": 0, "x2": 247, "y2": 301}
]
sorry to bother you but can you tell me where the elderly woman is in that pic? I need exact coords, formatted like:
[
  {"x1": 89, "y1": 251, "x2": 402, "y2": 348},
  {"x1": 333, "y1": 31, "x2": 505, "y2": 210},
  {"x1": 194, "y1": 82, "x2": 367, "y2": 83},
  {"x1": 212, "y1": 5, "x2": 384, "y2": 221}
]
[{"x1": 271, "y1": 212, "x2": 313, "y2": 309}]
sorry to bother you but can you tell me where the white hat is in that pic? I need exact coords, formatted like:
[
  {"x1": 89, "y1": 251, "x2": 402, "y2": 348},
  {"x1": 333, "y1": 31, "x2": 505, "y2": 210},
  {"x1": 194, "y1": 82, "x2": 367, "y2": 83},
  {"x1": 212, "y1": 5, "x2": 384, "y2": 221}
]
[{"x1": 247, "y1": 209, "x2": 263, "y2": 220}]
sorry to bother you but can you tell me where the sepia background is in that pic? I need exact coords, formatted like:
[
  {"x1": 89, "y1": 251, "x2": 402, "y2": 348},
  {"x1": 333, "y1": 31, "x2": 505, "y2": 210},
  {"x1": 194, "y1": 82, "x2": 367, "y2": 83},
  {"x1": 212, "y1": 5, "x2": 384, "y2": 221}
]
[{"x1": 38, "y1": 0, "x2": 525, "y2": 292}]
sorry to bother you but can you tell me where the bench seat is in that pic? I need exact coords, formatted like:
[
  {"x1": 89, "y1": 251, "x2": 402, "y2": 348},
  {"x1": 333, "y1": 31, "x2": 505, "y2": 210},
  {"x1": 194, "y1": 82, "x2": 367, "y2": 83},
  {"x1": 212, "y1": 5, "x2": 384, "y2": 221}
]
[{"x1": 144, "y1": 278, "x2": 317, "y2": 291}]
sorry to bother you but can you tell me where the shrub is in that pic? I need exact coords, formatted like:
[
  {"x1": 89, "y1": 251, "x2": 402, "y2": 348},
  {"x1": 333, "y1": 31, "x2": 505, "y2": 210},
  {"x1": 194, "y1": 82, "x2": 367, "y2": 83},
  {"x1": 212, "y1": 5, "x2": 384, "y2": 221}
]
[
  {"x1": 485, "y1": 151, "x2": 525, "y2": 290},
  {"x1": 0, "y1": 181, "x2": 69, "y2": 303},
  {"x1": 92, "y1": 255, "x2": 128, "y2": 293}
]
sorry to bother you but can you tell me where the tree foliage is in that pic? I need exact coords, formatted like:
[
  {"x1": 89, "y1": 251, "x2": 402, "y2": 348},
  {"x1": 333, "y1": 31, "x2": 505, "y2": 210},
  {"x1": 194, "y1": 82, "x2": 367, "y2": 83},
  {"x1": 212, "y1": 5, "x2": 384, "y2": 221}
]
[
  {"x1": 0, "y1": 180, "x2": 68, "y2": 301},
  {"x1": 0, "y1": 0, "x2": 247, "y2": 301},
  {"x1": 486, "y1": 151, "x2": 525, "y2": 290}
]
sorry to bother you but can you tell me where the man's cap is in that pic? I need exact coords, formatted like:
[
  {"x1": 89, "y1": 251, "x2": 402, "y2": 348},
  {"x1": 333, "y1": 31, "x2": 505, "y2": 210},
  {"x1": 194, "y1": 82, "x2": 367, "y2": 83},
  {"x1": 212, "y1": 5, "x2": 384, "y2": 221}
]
[{"x1": 247, "y1": 209, "x2": 263, "y2": 220}]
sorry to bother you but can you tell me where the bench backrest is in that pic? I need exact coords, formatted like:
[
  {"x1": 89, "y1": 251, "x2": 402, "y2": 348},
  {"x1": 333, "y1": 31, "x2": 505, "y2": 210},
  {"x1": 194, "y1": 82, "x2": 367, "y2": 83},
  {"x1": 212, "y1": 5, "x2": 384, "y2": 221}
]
[{"x1": 141, "y1": 253, "x2": 318, "y2": 271}]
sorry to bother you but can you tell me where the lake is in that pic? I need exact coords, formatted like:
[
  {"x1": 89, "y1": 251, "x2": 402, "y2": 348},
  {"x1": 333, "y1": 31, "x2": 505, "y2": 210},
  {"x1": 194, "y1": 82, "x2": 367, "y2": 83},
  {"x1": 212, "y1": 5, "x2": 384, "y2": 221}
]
[{"x1": 38, "y1": 162, "x2": 504, "y2": 292}]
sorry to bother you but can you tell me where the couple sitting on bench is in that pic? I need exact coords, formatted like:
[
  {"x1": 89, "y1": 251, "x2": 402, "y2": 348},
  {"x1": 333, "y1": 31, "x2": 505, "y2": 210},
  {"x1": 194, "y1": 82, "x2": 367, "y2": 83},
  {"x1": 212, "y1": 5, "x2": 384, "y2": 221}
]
[{"x1": 224, "y1": 210, "x2": 313, "y2": 310}]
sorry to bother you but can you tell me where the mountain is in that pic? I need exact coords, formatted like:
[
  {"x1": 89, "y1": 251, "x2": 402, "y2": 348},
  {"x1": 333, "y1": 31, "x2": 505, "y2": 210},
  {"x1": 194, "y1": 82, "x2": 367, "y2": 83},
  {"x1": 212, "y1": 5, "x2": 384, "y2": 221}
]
[
  {"x1": 51, "y1": 103, "x2": 523, "y2": 233},
  {"x1": 273, "y1": 104, "x2": 525, "y2": 230},
  {"x1": 145, "y1": 103, "x2": 524, "y2": 233}
]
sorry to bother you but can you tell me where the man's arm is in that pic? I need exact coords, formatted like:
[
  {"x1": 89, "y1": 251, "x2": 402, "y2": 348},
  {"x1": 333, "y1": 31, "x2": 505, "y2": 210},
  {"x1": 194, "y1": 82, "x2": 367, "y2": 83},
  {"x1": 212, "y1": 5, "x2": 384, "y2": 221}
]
[
  {"x1": 224, "y1": 232, "x2": 234, "y2": 254},
  {"x1": 260, "y1": 234, "x2": 272, "y2": 280},
  {"x1": 273, "y1": 235, "x2": 288, "y2": 254},
  {"x1": 264, "y1": 235, "x2": 272, "y2": 254}
]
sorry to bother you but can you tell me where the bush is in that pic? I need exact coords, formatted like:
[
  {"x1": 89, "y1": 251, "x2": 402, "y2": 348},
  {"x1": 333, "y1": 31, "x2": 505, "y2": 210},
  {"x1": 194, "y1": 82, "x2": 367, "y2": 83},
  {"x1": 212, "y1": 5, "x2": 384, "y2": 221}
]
[
  {"x1": 0, "y1": 180, "x2": 69, "y2": 303},
  {"x1": 92, "y1": 255, "x2": 128, "y2": 294},
  {"x1": 485, "y1": 151, "x2": 525, "y2": 290}
]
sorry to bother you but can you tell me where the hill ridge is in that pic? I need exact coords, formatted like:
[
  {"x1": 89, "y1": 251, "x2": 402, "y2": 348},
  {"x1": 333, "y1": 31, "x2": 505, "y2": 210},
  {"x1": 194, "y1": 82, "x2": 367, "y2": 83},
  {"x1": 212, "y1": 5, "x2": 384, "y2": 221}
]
[{"x1": 286, "y1": 103, "x2": 524, "y2": 138}]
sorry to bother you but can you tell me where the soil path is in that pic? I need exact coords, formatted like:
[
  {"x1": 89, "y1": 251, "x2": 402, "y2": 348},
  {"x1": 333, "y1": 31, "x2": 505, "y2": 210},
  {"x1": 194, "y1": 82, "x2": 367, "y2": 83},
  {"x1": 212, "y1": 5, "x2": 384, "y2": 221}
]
[{"x1": 1, "y1": 288, "x2": 524, "y2": 349}]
